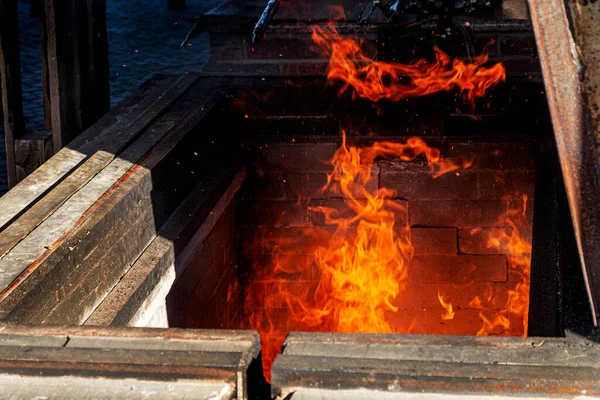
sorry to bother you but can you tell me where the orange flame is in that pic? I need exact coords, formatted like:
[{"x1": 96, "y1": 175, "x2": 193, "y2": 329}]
[
  {"x1": 244, "y1": 134, "x2": 473, "y2": 381},
  {"x1": 312, "y1": 25, "x2": 506, "y2": 105},
  {"x1": 475, "y1": 194, "x2": 532, "y2": 336},
  {"x1": 438, "y1": 293, "x2": 455, "y2": 321}
]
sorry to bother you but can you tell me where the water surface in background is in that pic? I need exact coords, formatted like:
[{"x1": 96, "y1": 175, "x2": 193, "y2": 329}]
[{"x1": 0, "y1": 0, "x2": 223, "y2": 195}]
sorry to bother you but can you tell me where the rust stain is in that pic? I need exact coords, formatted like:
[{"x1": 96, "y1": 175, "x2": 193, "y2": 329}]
[{"x1": 0, "y1": 154, "x2": 151, "y2": 303}]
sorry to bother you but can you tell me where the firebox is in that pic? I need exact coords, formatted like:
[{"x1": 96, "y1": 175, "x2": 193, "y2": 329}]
[
  {"x1": 1, "y1": 0, "x2": 599, "y2": 399},
  {"x1": 147, "y1": 76, "x2": 560, "y2": 379}
]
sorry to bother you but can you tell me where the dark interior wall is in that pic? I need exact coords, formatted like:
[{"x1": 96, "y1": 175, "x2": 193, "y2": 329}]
[{"x1": 166, "y1": 199, "x2": 243, "y2": 329}]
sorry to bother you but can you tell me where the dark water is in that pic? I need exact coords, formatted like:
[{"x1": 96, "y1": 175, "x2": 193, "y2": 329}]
[{"x1": 1, "y1": 0, "x2": 222, "y2": 195}]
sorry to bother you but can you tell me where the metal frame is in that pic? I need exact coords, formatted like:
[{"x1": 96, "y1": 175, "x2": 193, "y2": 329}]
[{"x1": 527, "y1": 0, "x2": 600, "y2": 326}]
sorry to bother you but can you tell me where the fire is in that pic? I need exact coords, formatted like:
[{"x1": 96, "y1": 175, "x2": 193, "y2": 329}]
[
  {"x1": 239, "y1": 22, "x2": 525, "y2": 383},
  {"x1": 475, "y1": 194, "x2": 532, "y2": 336},
  {"x1": 244, "y1": 133, "x2": 472, "y2": 381},
  {"x1": 438, "y1": 293, "x2": 455, "y2": 321},
  {"x1": 311, "y1": 25, "x2": 506, "y2": 105}
]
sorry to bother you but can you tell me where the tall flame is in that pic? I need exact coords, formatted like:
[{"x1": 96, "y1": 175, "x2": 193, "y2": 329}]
[
  {"x1": 438, "y1": 293, "x2": 455, "y2": 321},
  {"x1": 475, "y1": 194, "x2": 532, "y2": 336},
  {"x1": 241, "y1": 22, "x2": 523, "y2": 383},
  {"x1": 312, "y1": 25, "x2": 506, "y2": 105},
  {"x1": 245, "y1": 134, "x2": 472, "y2": 381}
]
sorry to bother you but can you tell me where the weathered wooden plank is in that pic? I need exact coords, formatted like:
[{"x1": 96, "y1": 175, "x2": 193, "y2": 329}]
[
  {"x1": 40, "y1": 2, "x2": 52, "y2": 132},
  {"x1": 0, "y1": 0, "x2": 26, "y2": 187},
  {"x1": 44, "y1": 0, "x2": 110, "y2": 150},
  {"x1": 0, "y1": 334, "x2": 67, "y2": 348},
  {"x1": 282, "y1": 341, "x2": 600, "y2": 369},
  {"x1": 40, "y1": 195, "x2": 157, "y2": 325},
  {"x1": 282, "y1": 332, "x2": 593, "y2": 349},
  {"x1": 0, "y1": 74, "x2": 198, "y2": 258},
  {"x1": 82, "y1": 0, "x2": 110, "y2": 130},
  {"x1": 272, "y1": 355, "x2": 600, "y2": 397},
  {"x1": 0, "y1": 75, "x2": 202, "y2": 289},
  {"x1": 0, "y1": 81, "x2": 224, "y2": 322},
  {"x1": 0, "y1": 325, "x2": 259, "y2": 343},
  {"x1": 85, "y1": 166, "x2": 246, "y2": 327},
  {"x1": 66, "y1": 335, "x2": 254, "y2": 353},
  {"x1": 0, "y1": 375, "x2": 232, "y2": 400},
  {"x1": 0, "y1": 326, "x2": 261, "y2": 399},
  {"x1": 0, "y1": 151, "x2": 114, "y2": 258},
  {"x1": 287, "y1": 388, "x2": 582, "y2": 400},
  {"x1": 125, "y1": 246, "x2": 176, "y2": 328},
  {"x1": 14, "y1": 131, "x2": 54, "y2": 182},
  {"x1": 0, "y1": 156, "x2": 139, "y2": 293},
  {"x1": 0, "y1": 346, "x2": 241, "y2": 369},
  {"x1": 0, "y1": 74, "x2": 174, "y2": 231}
]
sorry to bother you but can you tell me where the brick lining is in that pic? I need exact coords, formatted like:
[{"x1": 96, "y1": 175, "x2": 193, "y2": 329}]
[{"x1": 239, "y1": 140, "x2": 535, "y2": 335}]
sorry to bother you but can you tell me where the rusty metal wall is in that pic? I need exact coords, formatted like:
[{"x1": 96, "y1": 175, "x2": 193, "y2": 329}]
[{"x1": 527, "y1": 0, "x2": 600, "y2": 326}]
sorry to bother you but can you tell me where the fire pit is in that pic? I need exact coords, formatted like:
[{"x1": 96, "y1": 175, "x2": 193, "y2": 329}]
[
  {"x1": 85, "y1": 74, "x2": 560, "y2": 382},
  {"x1": 1, "y1": 0, "x2": 599, "y2": 398}
]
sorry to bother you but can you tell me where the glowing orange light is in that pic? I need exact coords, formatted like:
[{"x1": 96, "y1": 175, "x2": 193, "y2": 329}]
[
  {"x1": 312, "y1": 25, "x2": 506, "y2": 106},
  {"x1": 438, "y1": 293, "x2": 455, "y2": 320}
]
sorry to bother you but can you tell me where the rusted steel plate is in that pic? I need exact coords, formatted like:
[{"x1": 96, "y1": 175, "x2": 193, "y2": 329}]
[
  {"x1": 527, "y1": 0, "x2": 600, "y2": 325},
  {"x1": 566, "y1": 2, "x2": 600, "y2": 146}
]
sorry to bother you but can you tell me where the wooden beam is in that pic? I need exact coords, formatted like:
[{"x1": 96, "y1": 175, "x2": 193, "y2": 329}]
[
  {"x1": 44, "y1": 0, "x2": 110, "y2": 151},
  {"x1": 0, "y1": 325, "x2": 261, "y2": 400},
  {"x1": 14, "y1": 131, "x2": 53, "y2": 183},
  {"x1": 0, "y1": 0, "x2": 26, "y2": 187},
  {"x1": 40, "y1": 2, "x2": 52, "y2": 132}
]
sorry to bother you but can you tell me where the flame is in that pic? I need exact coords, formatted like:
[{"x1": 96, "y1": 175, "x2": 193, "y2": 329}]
[
  {"x1": 238, "y1": 23, "x2": 526, "y2": 382},
  {"x1": 244, "y1": 133, "x2": 472, "y2": 381},
  {"x1": 438, "y1": 293, "x2": 455, "y2": 320},
  {"x1": 311, "y1": 25, "x2": 506, "y2": 105},
  {"x1": 475, "y1": 194, "x2": 532, "y2": 336},
  {"x1": 242, "y1": 137, "x2": 533, "y2": 380}
]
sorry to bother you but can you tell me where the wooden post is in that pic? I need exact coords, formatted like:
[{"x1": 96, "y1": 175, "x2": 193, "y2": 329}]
[
  {"x1": 44, "y1": 0, "x2": 110, "y2": 151},
  {"x1": 40, "y1": 2, "x2": 52, "y2": 132},
  {"x1": 0, "y1": 0, "x2": 27, "y2": 187}
]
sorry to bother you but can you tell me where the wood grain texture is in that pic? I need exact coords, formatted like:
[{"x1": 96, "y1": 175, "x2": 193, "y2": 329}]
[
  {"x1": 0, "y1": 0, "x2": 26, "y2": 187},
  {"x1": 0, "y1": 74, "x2": 175, "y2": 230},
  {"x1": 0, "y1": 325, "x2": 260, "y2": 400},
  {"x1": 0, "y1": 79, "x2": 223, "y2": 324},
  {"x1": 272, "y1": 333, "x2": 600, "y2": 399}
]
